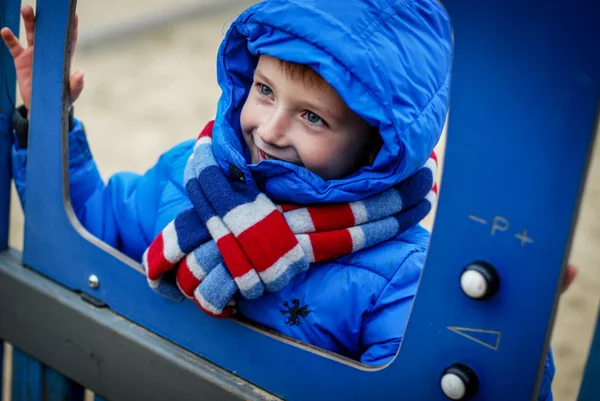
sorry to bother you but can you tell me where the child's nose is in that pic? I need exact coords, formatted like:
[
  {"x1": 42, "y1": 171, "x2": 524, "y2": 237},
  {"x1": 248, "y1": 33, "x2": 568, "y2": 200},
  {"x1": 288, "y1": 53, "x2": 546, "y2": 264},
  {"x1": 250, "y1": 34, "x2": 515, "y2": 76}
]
[{"x1": 259, "y1": 110, "x2": 291, "y2": 147}]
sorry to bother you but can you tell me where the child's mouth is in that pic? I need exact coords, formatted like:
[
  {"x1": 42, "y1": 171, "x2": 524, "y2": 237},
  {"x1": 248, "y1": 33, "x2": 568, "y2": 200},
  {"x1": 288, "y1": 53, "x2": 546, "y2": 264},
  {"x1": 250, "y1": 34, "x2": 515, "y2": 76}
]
[
  {"x1": 258, "y1": 147, "x2": 279, "y2": 162},
  {"x1": 256, "y1": 145, "x2": 304, "y2": 167}
]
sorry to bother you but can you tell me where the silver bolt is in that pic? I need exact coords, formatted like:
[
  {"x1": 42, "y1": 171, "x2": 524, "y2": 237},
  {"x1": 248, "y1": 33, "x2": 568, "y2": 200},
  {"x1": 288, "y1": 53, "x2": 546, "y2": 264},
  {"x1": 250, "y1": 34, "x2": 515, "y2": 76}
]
[{"x1": 88, "y1": 274, "x2": 100, "y2": 289}]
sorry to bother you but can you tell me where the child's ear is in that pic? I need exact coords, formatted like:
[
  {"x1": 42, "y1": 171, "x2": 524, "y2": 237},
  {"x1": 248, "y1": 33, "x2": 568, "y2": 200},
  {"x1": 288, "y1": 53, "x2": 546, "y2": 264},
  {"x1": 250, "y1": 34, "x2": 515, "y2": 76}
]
[
  {"x1": 368, "y1": 130, "x2": 383, "y2": 165},
  {"x1": 368, "y1": 145, "x2": 380, "y2": 165}
]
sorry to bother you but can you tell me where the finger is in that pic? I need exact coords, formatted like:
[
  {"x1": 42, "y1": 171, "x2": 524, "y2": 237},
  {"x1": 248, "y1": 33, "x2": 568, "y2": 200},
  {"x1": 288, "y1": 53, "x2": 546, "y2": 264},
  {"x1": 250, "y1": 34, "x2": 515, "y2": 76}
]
[
  {"x1": 0, "y1": 27, "x2": 24, "y2": 58},
  {"x1": 69, "y1": 70, "x2": 84, "y2": 104},
  {"x1": 21, "y1": 5, "x2": 35, "y2": 47},
  {"x1": 562, "y1": 264, "x2": 578, "y2": 293},
  {"x1": 71, "y1": 14, "x2": 79, "y2": 58}
]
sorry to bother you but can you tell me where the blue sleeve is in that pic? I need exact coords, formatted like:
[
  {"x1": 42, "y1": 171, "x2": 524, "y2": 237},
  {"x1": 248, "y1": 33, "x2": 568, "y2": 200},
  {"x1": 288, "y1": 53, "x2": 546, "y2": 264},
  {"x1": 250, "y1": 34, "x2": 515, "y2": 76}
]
[
  {"x1": 537, "y1": 348, "x2": 555, "y2": 401},
  {"x1": 12, "y1": 118, "x2": 194, "y2": 261},
  {"x1": 359, "y1": 251, "x2": 424, "y2": 366},
  {"x1": 11, "y1": 119, "x2": 97, "y2": 210}
]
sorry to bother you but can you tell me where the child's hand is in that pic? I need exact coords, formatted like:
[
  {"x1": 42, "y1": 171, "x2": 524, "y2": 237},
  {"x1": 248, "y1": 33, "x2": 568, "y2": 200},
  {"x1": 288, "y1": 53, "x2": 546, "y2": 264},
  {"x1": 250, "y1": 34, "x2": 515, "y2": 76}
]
[
  {"x1": 562, "y1": 264, "x2": 577, "y2": 294},
  {"x1": 1, "y1": 5, "x2": 83, "y2": 111}
]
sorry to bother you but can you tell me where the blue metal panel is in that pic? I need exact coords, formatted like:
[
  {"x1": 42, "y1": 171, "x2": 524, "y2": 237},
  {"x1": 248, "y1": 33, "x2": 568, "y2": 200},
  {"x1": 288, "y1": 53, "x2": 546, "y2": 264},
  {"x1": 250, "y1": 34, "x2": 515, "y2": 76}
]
[
  {"x1": 45, "y1": 368, "x2": 85, "y2": 401},
  {"x1": 406, "y1": 1, "x2": 600, "y2": 399},
  {"x1": 20, "y1": 1, "x2": 599, "y2": 401},
  {"x1": 94, "y1": 395, "x2": 108, "y2": 401},
  {"x1": 578, "y1": 309, "x2": 600, "y2": 401},
  {"x1": 12, "y1": 348, "x2": 44, "y2": 401},
  {"x1": 0, "y1": 0, "x2": 20, "y2": 251}
]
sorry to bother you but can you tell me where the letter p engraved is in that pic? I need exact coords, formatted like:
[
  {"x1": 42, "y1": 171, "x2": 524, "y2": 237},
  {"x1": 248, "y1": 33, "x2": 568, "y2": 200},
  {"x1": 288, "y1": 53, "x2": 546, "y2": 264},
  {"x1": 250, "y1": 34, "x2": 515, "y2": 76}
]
[{"x1": 491, "y1": 216, "x2": 509, "y2": 236}]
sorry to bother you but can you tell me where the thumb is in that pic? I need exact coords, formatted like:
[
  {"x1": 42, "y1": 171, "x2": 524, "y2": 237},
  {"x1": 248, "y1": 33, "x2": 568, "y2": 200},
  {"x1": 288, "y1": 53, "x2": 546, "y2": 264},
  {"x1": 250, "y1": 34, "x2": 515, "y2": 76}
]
[
  {"x1": 69, "y1": 70, "x2": 84, "y2": 104},
  {"x1": 562, "y1": 264, "x2": 578, "y2": 294}
]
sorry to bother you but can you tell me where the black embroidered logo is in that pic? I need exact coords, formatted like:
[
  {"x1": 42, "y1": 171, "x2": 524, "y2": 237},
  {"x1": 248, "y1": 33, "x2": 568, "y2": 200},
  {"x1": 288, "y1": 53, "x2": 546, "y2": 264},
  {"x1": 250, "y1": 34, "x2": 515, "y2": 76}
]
[{"x1": 280, "y1": 299, "x2": 311, "y2": 326}]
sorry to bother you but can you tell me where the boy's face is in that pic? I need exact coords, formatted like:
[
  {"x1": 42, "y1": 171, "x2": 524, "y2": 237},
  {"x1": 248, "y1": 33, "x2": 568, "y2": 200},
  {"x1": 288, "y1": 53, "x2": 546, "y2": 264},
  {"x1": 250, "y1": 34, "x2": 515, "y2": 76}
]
[{"x1": 241, "y1": 55, "x2": 375, "y2": 181}]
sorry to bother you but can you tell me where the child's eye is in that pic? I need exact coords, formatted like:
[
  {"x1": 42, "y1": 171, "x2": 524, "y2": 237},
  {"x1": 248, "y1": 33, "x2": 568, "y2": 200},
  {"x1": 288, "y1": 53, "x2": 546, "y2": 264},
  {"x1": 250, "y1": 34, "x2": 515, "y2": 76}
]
[
  {"x1": 304, "y1": 111, "x2": 326, "y2": 127},
  {"x1": 258, "y1": 84, "x2": 273, "y2": 97}
]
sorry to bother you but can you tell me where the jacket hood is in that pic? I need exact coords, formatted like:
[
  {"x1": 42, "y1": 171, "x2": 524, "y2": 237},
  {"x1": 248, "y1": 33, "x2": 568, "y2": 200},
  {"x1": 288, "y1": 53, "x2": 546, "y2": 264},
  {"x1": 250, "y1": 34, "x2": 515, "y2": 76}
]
[{"x1": 212, "y1": 0, "x2": 452, "y2": 204}]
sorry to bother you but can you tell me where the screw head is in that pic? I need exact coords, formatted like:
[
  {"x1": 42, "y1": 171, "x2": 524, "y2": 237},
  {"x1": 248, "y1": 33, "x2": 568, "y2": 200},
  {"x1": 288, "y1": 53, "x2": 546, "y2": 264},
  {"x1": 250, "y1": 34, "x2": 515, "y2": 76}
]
[{"x1": 88, "y1": 274, "x2": 100, "y2": 289}]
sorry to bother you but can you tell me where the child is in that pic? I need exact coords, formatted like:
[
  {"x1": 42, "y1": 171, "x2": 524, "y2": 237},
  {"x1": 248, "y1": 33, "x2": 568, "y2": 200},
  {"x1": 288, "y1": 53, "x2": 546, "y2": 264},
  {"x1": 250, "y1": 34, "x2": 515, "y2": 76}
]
[{"x1": 3, "y1": 1, "x2": 557, "y2": 398}]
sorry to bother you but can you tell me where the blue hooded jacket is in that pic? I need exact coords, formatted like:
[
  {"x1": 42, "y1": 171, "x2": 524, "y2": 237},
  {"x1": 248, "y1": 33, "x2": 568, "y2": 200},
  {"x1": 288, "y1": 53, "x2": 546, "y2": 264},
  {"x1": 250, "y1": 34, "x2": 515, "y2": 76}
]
[{"x1": 12, "y1": 0, "x2": 554, "y2": 398}]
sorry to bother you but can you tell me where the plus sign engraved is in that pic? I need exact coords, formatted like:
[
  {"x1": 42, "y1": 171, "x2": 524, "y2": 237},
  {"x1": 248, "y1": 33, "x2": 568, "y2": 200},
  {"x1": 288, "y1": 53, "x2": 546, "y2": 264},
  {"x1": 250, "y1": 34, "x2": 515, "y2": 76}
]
[{"x1": 514, "y1": 229, "x2": 534, "y2": 247}]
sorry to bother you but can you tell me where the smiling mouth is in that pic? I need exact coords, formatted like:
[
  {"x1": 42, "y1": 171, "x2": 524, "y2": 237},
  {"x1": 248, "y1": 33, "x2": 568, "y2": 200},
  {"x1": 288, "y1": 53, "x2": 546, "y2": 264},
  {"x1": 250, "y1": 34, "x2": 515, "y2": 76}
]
[
  {"x1": 256, "y1": 145, "x2": 304, "y2": 167},
  {"x1": 258, "y1": 147, "x2": 280, "y2": 162}
]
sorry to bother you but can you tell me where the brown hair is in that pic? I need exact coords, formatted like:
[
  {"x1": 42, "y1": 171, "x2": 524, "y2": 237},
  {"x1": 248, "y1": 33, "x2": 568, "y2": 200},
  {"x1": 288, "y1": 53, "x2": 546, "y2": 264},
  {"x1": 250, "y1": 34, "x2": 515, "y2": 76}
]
[{"x1": 274, "y1": 59, "x2": 325, "y2": 88}]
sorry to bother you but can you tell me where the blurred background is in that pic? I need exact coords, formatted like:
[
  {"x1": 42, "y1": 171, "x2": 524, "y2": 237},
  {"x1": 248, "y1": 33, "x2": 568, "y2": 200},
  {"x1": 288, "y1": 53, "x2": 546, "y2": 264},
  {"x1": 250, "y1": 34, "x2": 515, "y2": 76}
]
[{"x1": 3, "y1": 0, "x2": 599, "y2": 400}]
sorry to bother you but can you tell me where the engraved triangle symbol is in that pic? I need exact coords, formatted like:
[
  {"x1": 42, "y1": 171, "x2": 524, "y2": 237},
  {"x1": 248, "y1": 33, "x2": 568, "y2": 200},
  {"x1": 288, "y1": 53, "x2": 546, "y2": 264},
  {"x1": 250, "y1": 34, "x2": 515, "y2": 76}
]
[{"x1": 447, "y1": 326, "x2": 502, "y2": 350}]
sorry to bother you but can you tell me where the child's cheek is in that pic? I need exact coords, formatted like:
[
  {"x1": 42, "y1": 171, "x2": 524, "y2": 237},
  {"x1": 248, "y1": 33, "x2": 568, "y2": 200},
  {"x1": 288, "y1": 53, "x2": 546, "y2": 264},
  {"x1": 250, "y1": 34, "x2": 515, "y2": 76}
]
[
  {"x1": 299, "y1": 141, "x2": 346, "y2": 178},
  {"x1": 239, "y1": 97, "x2": 253, "y2": 132}
]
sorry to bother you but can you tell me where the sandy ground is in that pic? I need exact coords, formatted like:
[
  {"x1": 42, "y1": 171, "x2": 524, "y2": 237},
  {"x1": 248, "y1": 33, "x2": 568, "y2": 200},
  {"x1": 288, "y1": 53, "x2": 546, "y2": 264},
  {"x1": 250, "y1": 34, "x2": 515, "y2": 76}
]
[{"x1": 3, "y1": 1, "x2": 599, "y2": 400}]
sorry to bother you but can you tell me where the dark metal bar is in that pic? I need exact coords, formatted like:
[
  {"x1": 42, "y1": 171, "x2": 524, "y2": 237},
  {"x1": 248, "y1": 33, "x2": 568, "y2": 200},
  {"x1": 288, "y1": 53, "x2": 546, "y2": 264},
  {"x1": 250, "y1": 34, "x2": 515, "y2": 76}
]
[{"x1": 0, "y1": 249, "x2": 281, "y2": 401}]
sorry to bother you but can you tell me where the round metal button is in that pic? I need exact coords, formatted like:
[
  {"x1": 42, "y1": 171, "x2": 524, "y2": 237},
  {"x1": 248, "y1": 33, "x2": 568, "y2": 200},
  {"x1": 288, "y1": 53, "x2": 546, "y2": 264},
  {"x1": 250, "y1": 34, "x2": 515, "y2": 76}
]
[
  {"x1": 441, "y1": 363, "x2": 479, "y2": 400},
  {"x1": 441, "y1": 372, "x2": 466, "y2": 400},
  {"x1": 460, "y1": 261, "x2": 500, "y2": 300},
  {"x1": 460, "y1": 269, "x2": 488, "y2": 299}
]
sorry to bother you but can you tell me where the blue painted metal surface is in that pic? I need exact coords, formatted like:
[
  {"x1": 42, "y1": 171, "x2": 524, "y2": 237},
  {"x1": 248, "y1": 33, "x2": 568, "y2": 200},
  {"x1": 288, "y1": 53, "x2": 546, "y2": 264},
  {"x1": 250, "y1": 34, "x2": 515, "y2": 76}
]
[
  {"x1": 12, "y1": 348, "x2": 85, "y2": 401},
  {"x1": 16, "y1": 1, "x2": 599, "y2": 401},
  {"x1": 579, "y1": 309, "x2": 600, "y2": 400},
  {"x1": 0, "y1": 0, "x2": 19, "y2": 251},
  {"x1": 44, "y1": 367, "x2": 85, "y2": 401},
  {"x1": 408, "y1": 1, "x2": 600, "y2": 399},
  {"x1": 12, "y1": 348, "x2": 44, "y2": 401}
]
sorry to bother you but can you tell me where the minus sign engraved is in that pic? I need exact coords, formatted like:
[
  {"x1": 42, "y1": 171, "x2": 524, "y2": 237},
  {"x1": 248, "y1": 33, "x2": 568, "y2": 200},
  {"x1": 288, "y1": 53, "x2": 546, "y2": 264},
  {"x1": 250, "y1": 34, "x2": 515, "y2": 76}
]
[{"x1": 468, "y1": 215, "x2": 488, "y2": 224}]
